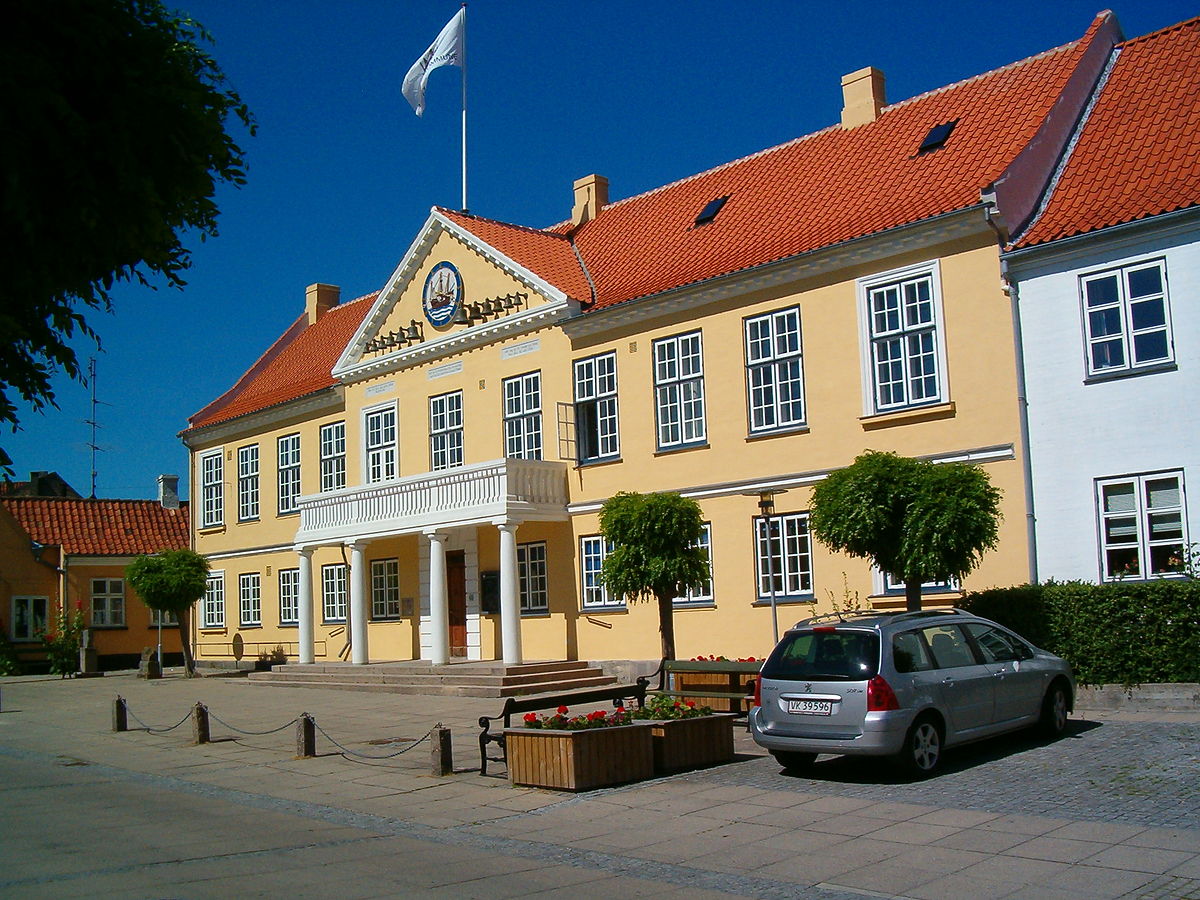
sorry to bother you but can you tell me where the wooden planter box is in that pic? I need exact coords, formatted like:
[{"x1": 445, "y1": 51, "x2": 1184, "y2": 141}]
[
  {"x1": 503, "y1": 724, "x2": 654, "y2": 791},
  {"x1": 647, "y1": 714, "x2": 736, "y2": 773}
]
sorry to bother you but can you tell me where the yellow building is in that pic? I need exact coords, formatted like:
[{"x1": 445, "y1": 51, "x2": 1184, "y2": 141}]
[{"x1": 182, "y1": 14, "x2": 1121, "y2": 666}]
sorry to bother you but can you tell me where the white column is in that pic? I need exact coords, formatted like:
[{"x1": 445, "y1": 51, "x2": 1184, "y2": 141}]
[
  {"x1": 426, "y1": 531, "x2": 450, "y2": 666},
  {"x1": 297, "y1": 548, "x2": 315, "y2": 664},
  {"x1": 348, "y1": 541, "x2": 369, "y2": 665},
  {"x1": 496, "y1": 520, "x2": 522, "y2": 666}
]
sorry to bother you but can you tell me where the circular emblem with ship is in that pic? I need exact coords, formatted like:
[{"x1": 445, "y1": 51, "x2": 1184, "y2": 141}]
[{"x1": 422, "y1": 261, "x2": 463, "y2": 327}]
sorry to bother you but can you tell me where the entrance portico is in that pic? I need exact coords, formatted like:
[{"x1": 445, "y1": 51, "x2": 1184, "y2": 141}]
[{"x1": 291, "y1": 458, "x2": 568, "y2": 666}]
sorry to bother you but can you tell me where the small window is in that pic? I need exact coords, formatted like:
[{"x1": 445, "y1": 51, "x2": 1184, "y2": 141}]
[
  {"x1": 694, "y1": 195, "x2": 730, "y2": 227},
  {"x1": 371, "y1": 559, "x2": 401, "y2": 619},
  {"x1": 964, "y1": 623, "x2": 1030, "y2": 663},
  {"x1": 921, "y1": 624, "x2": 977, "y2": 669},
  {"x1": 917, "y1": 120, "x2": 957, "y2": 154},
  {"x1": 892, "y1": 630, "x2": 934, "y2": 673}
]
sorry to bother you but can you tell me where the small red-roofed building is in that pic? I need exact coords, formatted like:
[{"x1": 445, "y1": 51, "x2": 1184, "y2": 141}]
[{"x1": 0, "y1": 475, "x2": 190, "y2": 671}]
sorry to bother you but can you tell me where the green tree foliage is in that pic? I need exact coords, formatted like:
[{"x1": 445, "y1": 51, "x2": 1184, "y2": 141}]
[
  {"x1": 599, "y1": 491, "x2": 710, "y2": 660},
  {"x1": 126, "y1": 549, "x2": 210, "y2": 676},
  {"x1": 810, "y1": 451, "x2": 1002, "y2": 611},
  {"x1": 0, "y1": 0, "x2": 254, "y2": 470}
]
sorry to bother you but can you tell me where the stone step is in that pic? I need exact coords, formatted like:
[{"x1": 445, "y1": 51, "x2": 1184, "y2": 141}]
[
  {"x1": 242, "y1": 672, "x2": 620, "y2": 698},
  {"x1": 252, "y1": 665, "x2": 608, "y2": 688}
]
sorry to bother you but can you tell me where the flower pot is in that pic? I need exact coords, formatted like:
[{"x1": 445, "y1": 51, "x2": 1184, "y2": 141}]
[
  {"x1": 646, "y1": 714, "x2": 736, "y2": 773},
  {"x1": 503, "y1": 724, "x2": 654, "y2": 791}
]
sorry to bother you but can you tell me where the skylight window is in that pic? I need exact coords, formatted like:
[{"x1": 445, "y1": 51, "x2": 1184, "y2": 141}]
[
  {"x1": 694, "y1": 195, "x2": 730, "y2": 227},
  {"x1": 917, "y1": 120, "x2": 958, "y2": 154}
]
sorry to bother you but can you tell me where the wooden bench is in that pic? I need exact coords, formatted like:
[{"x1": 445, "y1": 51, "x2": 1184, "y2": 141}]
[
  {"x1": 477, "y1": 682, "x2": 647, "y2": 776},
  {"x1": 637, "y1": 658, "x2": 761, "y2": 720}
]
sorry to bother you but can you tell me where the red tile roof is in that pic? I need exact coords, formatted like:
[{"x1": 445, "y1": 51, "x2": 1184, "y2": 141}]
[
  {"x1": 1015, "y1": 16, "x2": 1200, "y2": 247},
  {"x1": 2, "y1": 498, "x2": 190, "y2": 556},
  {"x1": 186, "y1": 292, "x2": 377, "y2": 431}
]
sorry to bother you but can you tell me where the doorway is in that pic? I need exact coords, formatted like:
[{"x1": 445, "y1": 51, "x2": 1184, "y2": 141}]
[{"x1": 447, "y1": 550, "x2": 467, "y2": 657}]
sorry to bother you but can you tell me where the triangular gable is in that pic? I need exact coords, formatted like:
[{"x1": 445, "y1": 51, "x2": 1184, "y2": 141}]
[{"x1": 333, "y1": 209, "x2": 583, "y2": 382}]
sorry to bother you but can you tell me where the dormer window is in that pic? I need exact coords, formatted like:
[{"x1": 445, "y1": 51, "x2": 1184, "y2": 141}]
[
  {"x1": 917, "y1": 120, "x2": 958, "y2": 154},
  {"x1": 694, "y1": 195, "x2": 730, "y2": 227}
]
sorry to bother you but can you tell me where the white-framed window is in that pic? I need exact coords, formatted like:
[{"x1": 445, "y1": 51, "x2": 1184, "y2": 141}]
[
  {"x1": 654, "y1": 331, "x2": 706, "y2": 450},
  {"x1": 755, "y1": 512, "x2": 814, "y2": 599},
  {"x1": 11, "y1": 596, "x2": 48, "y2": 641},
  {"x1": 364, "y1": 405, "x2": 397, "y2": 484},
  {"x1": 371, "y1": 558, "x2": 400, "y2": 619},
  {"x1": 674, "y1": 523, "x2": 714, "y2": 606},
  {"x1": 237, "y1": 444, "x2": 260, "y2": 521},
  {"x1": 1081, "y1": 259, "x2": 1173, "y2": 376},
  {"x1": 580, "y1": 535, "x2": 621, "y2": 609},
  {"x1": 430, "y1": 390, "x2": 464, "y2": 471},
  {"x1": 277, "y1": 434, "x2": 301, "y2": 515},
  {"x1": 881, "y1": 570, "x2": 959, "y2": 595},
  {"x1": 745, "y1": 307, "x2": 806, "y2": 433},
  {"x1": 200, "y1": 449, "x2": 224, "y2": 528},
  {"x1": 1097, "y1": 471, "x2": 1188, "y2": 581},
  {"x1": 574, "y1": 352, "x2": 619, "y2": 464},
  {"x1": 518, "y1": 542, "x2": 548, "y2": 613},
  {"x1": 320, "y1": 421, "x2": 346, "y2": 492},
  {"x1": 239, "y1": 573, "x2": 261, "y2": 627},
  {"x1": 279, "y1": 568, "x2": 300, "y2": 625},
  {"x1": 90, "y1": 578, "x2": 125, "y2": 627},
  {"x1": 322, "y1": 563, "x2": 348, "y2": 622},
  {"x1": 202, "y1": 573, "x2": 225, "y2": 628},
  {"x1": 862, "y1": 265, "x2": 945, "y2": 413},
  {"x1": 504, "y1": 371, "x2": 542, "y2": 460}
]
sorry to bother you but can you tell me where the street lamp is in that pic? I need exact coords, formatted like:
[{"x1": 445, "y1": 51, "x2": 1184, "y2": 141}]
[{"x1": 745, "y1": 489, "x2": 788, "y2": 644}]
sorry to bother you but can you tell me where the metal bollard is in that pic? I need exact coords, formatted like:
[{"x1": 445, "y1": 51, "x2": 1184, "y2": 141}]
[
  {"x1": 112, "y1": 696, "x2": 128, "y2": 732},
  {"x1": 191, "y1": 702, "x2": 210, "y2": 744},
  {"x1": 296, "y1": 713, "x2": 316, "y2": 758},
  {"x1": 430, "y1": 724, "x2": 453, "y2": 776}
]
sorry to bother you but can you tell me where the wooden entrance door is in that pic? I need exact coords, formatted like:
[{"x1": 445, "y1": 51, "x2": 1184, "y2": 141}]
[{"x1": 447, "y1": 550, "x2": 467, "y2": 657}]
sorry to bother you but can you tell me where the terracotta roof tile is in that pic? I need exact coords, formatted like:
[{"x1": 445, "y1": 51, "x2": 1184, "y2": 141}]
[
  {"x1": 2, "y1": 498, "x2": 190, "y2": 556},
  {"x1": 1016, "y1": 17, "x2": 1200, "y2": 247}
]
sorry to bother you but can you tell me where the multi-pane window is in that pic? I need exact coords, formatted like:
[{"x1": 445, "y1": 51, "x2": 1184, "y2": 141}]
[
  {"x1": 91, "y1": 578, "x2": 125, "y2": 627},
  {"x1": 430, "y1": 391, "x2": 464, "y2": 470},
  {"x1": 239, "y1": 573, "x2": 261, "y2": 627},
  {"x1": 755, "y1": 513, "x2": 814, "y2": 599},
  {"x1": 279, "y1": 568, "x2": 300, "y2": 625},
  {"x1": 866, "y1": 271, "x2": 942, "y2": 412},
  {"x1": 574, "y1": 352, "x2": 619, "y2": 463},
  {"x1": 150, "y1": 608, "x2": 178, "y2": 627},
  {"x1": 371, "y1": 559, "x2": 400, "y2": 619},
  {"x1": 202, "y1": 573, "x2": 225, "y2": 628},
  {"x1": 320, "y1": 421, "x2": 347, "y2": 492},
  {"x1": 1081, "y1": 260, "x2": 1173, "y2": 376},
  {"x1": 503, "y1": 372, "x2": 542, "y2": 460},
  {"x1": 1098, "y1": 471, "x2": 1188, "y2": 580},
  {"x1": 237, "y1": 445, "x2": 260, "y2": 521},
  {"x1": 518, "y1": 542, "x2": 548, "y2": 613},
  {"x1": 580, "y1": 535, "x2": 620, "y2": 609},
  {"x1": 322, "y1": 563, "x2": 348, "y2": 622},
  {"x1": 277, "y1": 434, "x2": 301, "y2": 515},
  {"x1": 745, "y1": 307, "x2": 806, "y2": 433},
  {"x1": 654, "y1": 332, "x2": 706, "y2": 449},
  {"x1": 200, "y1": 449, "x2": 224, "y2": 528},
  {"x1": 883, "y1": 571, "x2": 958, "y2": 595},
  {"x1": 364, "y1": 406, "x2": 397, "y2": 483},
  {"x1": 12, "y1": 596, "x2": 48, "y2": 641},
  {"x1": 674, "y1": 523, "x2": 713, "y2": 606}
]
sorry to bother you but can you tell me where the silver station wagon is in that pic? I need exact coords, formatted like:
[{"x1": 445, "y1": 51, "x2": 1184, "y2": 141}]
[{"x1": 750, "y1": 608, "x2": 1074, "y2": 776}]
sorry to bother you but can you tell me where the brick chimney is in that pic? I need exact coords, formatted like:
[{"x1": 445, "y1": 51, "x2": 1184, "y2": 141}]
[
  {"x1": 572, "y1": 174, "x2": 609, "y2": 226},
  {"x1": 305, "y1": 283, "x2": 340, "y2": 325},
  {"x1": 157, "y1": 474, "x2": 180, "y2": 510},
  {"x1": 841, "y1": 67, "x2": 886, "y2": 128}
]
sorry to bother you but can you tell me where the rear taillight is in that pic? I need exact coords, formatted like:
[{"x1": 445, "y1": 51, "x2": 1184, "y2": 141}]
[
  {"x1": 867, "y1": 675, "x2": 900, "y2": 711},
  {"x1": 752, "y1": 676, "x2": 761, "y2": 707}
]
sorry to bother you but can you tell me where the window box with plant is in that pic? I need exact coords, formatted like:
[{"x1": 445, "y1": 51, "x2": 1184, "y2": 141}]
[{"x1": 504, "y1": 705, "x2": 653, "y2": 791}]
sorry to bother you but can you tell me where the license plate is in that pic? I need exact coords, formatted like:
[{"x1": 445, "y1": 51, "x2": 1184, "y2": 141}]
[{"x1": 787, "y1": 699, "x2": 834, "y2": 716}]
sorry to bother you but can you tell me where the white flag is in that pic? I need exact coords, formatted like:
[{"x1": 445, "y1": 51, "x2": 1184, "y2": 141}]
[{"x1": 402, "y1": 8, "x2": 464, "y2": 117}]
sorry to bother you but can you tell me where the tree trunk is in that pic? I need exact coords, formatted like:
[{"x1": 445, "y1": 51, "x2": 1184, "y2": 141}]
[
  {"x1": 904, "y1": 579, "x2": 923, "y2": 612},
  {"x1": 176, "y1": 606, "x2": 195, "y2": 677},
  {"x1": 656, "y1": 593, "x2": 677, "y2": 660}
]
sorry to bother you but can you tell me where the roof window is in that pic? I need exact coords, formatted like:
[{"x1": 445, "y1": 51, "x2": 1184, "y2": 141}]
[
  {"x1": 694, "y1": 195, "x2": 730, "y2": 227},
  {"x1": 917, "y1": 120, "x2": 958, "y2": 154}
]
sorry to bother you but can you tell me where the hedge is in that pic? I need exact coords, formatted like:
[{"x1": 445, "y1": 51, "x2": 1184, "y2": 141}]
[{"x1": 960, "y1": 580, "x2": 1200, "y2": 687}]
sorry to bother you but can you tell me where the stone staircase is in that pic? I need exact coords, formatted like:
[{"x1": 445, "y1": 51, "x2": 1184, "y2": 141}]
[{"x1": 243, "y1": 659, "x2": 618, "y2": 698}]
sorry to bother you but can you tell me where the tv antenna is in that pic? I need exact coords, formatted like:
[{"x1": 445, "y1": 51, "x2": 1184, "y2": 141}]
[{"x1": 83, "y1": 357, "x2": 109, "y2": 499}]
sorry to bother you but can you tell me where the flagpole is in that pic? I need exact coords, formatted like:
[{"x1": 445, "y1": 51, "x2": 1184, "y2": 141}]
[{"x1": 461, "y1": 3, "x2": 468, "y2": 212}]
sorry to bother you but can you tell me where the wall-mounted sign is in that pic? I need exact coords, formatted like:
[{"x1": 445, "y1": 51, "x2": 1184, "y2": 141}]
[{"x1": 422, "y1": 261, "x2": 463, "y2": 327}]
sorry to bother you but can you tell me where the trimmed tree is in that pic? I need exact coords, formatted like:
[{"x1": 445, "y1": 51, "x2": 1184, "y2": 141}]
[
  {"x1": 599, "y1": 491, "x2": 710, "y2": 660},
  {"x1": 809, "y1": 451, "x2": 1002, "y2": 612},
  {"x1": 126, "y1": 549, "x2": 210, "y2": 677}
]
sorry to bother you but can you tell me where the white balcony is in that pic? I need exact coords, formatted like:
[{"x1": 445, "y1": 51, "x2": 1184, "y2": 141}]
[{"x1": 293, "y1": 458, "x2": 569, "y2": 547}]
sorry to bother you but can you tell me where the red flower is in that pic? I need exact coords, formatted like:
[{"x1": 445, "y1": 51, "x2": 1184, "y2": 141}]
[
  {"x1": 686, "y1": 700, "x2": 696, "y2": 708},
  {"x1": 523, "y1": 712, "x2": 538, "y2": 723},
  {"x1": 557, "y1": 705, "x2": 569, "y2": 715}
]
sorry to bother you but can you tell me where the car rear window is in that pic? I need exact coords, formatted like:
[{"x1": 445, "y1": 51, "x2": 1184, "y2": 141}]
[{"x1": 761, "y1": 629, "x2": 879, "y2": 681}]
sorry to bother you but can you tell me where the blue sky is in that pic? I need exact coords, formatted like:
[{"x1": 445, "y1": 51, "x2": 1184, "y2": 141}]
[{"x1": 7, "y1": 0, "x2": 1194, "y2": 499}]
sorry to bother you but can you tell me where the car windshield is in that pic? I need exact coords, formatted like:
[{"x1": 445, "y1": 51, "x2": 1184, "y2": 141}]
[{"x1": 761, "y1": 629, "x2": 879, "y2": 681}]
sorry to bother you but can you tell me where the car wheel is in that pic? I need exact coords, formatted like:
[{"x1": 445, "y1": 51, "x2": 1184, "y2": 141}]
[
  {"x1": 897, "y1": 716, "x2": 942, "y2": 777},
  {"x1": 771, "y1": 750, "x2": 817, "y2": 770},
  {"x1": 1039, "y1": 681, "x2": 1069, "y2": 739}
]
